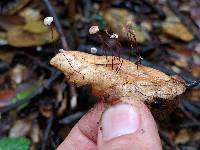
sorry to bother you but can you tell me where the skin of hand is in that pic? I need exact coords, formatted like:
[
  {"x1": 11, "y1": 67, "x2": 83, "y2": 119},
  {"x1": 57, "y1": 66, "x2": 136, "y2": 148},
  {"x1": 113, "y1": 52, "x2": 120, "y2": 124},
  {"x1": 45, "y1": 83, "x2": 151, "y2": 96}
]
[{"x1": 57, "y1": 97, "x2": 163, "y2": 150}]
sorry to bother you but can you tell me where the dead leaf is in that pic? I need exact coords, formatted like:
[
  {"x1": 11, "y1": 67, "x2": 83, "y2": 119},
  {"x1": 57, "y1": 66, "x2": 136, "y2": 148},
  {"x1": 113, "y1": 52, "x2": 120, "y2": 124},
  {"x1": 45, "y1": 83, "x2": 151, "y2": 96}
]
[
  {"x1": 162, "y1": 17, "x2": 193, "y2": 41},
  {"x1": 10, "y1": 64, "x2": 30, "y2": 84},
  {"x1": 9, "y1": 119, "x2": 32, "y2": 138},
  {"x1": 185, "y1": 89, "x2": 200, "y2": 102},
  {"x1": 0, "y1": 90, "x2": 15, "y2": 108},
  {"x1": 7, "y1": 26, "x2": 58, "y2": 47},
  {"x1": 192, "y1": 131, "x2": 200, "y2": 142},
  {"x1": 23, "y1": 21, "x2": 48, "y2": 34},
  {"x1": 191, "y1": 65, "x2": 200, "y2": 78},
  {"x1": 104, "y1": 8, "x2": 146, "y2": 43},
  {"x1": 50, "y1": 51, "x2": 187, "y2": 118},
  {"x1": 174, "y1": 129, "x2": 190, "y2": 144},
  {"x1": 0, "y1": 15, "x2": 25, "y2": 31},
  {"x1": 30, "y1": 122, "x2": 40, "y2": 143},
  {"x1": 19, "y1": 8, "x2": 41, "y2": 22},
  {"x1": 39, "y1": 104, "x2": 52, "y2": 118}
]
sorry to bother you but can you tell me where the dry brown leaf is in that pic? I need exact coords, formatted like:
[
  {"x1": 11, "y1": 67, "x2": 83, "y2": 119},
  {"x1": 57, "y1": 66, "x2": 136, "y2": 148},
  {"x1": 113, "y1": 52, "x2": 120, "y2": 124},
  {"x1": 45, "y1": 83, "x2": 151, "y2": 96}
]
[
  {"x1": 9, "y1": 119, "x2": 32, "y2": 138},
  {"x1": 162, "y1": 18, "x2": 193, "y2": 41},
  {"x1": 0, "y1": 15, "x2": 25, "y2": 31},
  {"x1": 192, "y1": 131, "x2": 200, "y2": 142},
  {"x1": 10, "y1": 64, "x2": 30, "y2": 84},
  {"x1": 7, "y1": 26, "x2": 58, "y2": 47},
  {"x1": 174, "y1": 129, "x2": 190, "y2": 144},
  {"x1": 19, "y1": 8, "x2": 41, "y2": 22},
  {"x1": 50, "y1": 51, "x2": 187, "y2": 118},
  {"x1": 191, "y1": 65, "x2": 200, "y2": 78},
  {"x1": 185, "y1": 89, "x2": 200, "y2": 102}
]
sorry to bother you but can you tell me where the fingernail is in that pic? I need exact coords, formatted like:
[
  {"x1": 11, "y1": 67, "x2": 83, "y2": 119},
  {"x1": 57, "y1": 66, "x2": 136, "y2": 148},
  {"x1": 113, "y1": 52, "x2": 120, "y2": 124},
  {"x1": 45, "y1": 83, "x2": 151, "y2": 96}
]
[{"x1": 101, "y1": 103, "x2": 140, "y2": 141}]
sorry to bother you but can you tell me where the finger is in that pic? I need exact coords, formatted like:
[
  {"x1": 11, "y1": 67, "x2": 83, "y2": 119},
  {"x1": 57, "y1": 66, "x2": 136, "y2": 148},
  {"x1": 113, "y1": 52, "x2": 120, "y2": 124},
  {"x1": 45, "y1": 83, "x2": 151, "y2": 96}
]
[
  {"x1": 98, "y1": 98, "x2": 162, "y2": 150},
  {"x1": 57, "y1": 102, "x2": 107, "y2": 150}
]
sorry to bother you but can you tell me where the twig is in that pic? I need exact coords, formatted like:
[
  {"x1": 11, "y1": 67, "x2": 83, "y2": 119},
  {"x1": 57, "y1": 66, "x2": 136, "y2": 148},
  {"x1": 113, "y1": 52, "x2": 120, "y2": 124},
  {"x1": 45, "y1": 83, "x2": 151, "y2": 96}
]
[
  {"x1": 42, "y1": 0, "x2": 69, "y2": 50},
  {"x1": 179, "y1": 103, "x2": 200, "y2": 126},
  {"x1": 159, "y1": 129, "x2": 177, "y2": 150},
  {"x1": 142, "y1": 0, "x2": 166, "y2": 19},
  {"x1": 59, "y1": 111, "x2": 86, "y2": 124},
  {"x1": 41, "y1": 114, "x2": 54, "y2": 150}
]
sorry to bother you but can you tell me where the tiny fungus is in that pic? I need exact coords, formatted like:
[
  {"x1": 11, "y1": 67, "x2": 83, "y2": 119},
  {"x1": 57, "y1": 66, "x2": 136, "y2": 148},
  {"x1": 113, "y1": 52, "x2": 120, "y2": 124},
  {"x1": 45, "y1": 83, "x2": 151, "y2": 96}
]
[{"x1": 43, "y1": 16, "x2": 53, "y2": 26}]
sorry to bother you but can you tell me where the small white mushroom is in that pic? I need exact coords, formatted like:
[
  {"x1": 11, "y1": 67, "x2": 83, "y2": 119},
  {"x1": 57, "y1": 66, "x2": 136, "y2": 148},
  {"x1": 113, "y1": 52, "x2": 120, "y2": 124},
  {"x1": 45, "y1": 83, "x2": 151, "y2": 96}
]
[
  {"x1": 110, "y1": 33, "x2": 118, "y2": 39},
  {"x1": 90, "y1": 47, "x2": 98, "y2": 54},
  {"x1": 59, "y1": 49, "x2": 65, "y2": 53},
  {"x1": 44, "y1": 17, "x2": 54, "y2": 26},
  {"x1": 89, "y1": 26, "x2": 99, "y2": 34}
]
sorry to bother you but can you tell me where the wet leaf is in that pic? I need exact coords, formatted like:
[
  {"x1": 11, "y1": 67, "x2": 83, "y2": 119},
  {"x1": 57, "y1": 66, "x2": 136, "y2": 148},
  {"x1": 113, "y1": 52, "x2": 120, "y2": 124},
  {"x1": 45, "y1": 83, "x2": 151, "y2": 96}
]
[
  {"x1": 174, "y1": 129, "x2": 190, "y2": 144},
  {"x1": 104, "y1": 8, "x2": 146, "y2": 43},
  {"x1": 23, "y1": 21, "x2": 48, "y2": 34},
  {"x1": 162, "y1": 17, "x2": 193, "y2": 41},
  {"x1": 7, "y1": 26, "x2": 58, "y2": 47},
  {"x1": 0, "y1": 137, "x2": 30, "y2": 150},
  {"x1": 9, "y1": 119, "x2": 32, "y2": 138},
  {"x1": 11, "y1": 84, "x2": 38, "y2": 105}
]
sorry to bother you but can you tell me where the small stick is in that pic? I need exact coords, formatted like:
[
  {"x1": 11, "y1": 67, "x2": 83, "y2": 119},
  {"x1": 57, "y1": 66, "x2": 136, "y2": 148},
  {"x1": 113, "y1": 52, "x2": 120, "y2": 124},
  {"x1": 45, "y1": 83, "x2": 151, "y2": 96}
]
[
  {"x1": 41, "y1": 114, "x2": 54, "y2": 150},
  {"x1": 186, "y1": 80, "x2": 200, "y2": 87}
]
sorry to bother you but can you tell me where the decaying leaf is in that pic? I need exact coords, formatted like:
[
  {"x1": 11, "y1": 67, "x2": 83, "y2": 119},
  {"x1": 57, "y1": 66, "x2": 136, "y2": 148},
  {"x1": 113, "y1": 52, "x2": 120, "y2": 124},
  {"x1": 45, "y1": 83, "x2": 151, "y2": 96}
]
[
  {"x1": 7, "y1": 26, "x2": 58, "y2": 47},
  {"x1": 50, "y1": 51, "x2": 187, "y2": 118},
  {"x1": 23, "y1": 21, "x2": 48, "y2": 34},
  {"x1": 162, "y1": 17, "x2": 193, "y2": 42},
  {"x1": 174, "y1": 129, "x2": 190, "y2": 144}
]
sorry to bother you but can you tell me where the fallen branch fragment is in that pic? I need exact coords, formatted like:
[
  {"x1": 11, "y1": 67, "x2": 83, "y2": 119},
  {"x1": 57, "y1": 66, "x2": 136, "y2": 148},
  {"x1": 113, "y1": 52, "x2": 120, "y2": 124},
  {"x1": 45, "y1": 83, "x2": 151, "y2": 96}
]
[{"x1": 50, "y1": 51, "x2": 187, "y2": 118}]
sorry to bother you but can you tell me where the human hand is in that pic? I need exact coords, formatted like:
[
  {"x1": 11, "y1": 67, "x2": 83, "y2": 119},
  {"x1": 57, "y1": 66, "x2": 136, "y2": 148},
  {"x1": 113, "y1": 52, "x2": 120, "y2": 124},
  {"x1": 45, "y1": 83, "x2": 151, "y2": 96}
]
[{"x1": 57, "y1": 97, "x2": 162, "y2": 150}]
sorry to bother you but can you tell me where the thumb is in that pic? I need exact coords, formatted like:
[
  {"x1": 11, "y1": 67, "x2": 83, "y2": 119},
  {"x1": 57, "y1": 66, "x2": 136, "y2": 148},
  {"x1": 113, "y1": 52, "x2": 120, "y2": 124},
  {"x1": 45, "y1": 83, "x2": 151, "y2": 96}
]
[{"x1": 97, "y1": 100, "x2": 162, "y2": 150}]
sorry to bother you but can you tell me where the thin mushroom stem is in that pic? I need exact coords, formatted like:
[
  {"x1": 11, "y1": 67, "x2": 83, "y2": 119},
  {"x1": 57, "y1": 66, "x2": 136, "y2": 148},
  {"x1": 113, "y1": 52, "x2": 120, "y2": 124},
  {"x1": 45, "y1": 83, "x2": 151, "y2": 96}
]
[{"x1": 42, "y1": 0, "x2": 69, "y2": 50}]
